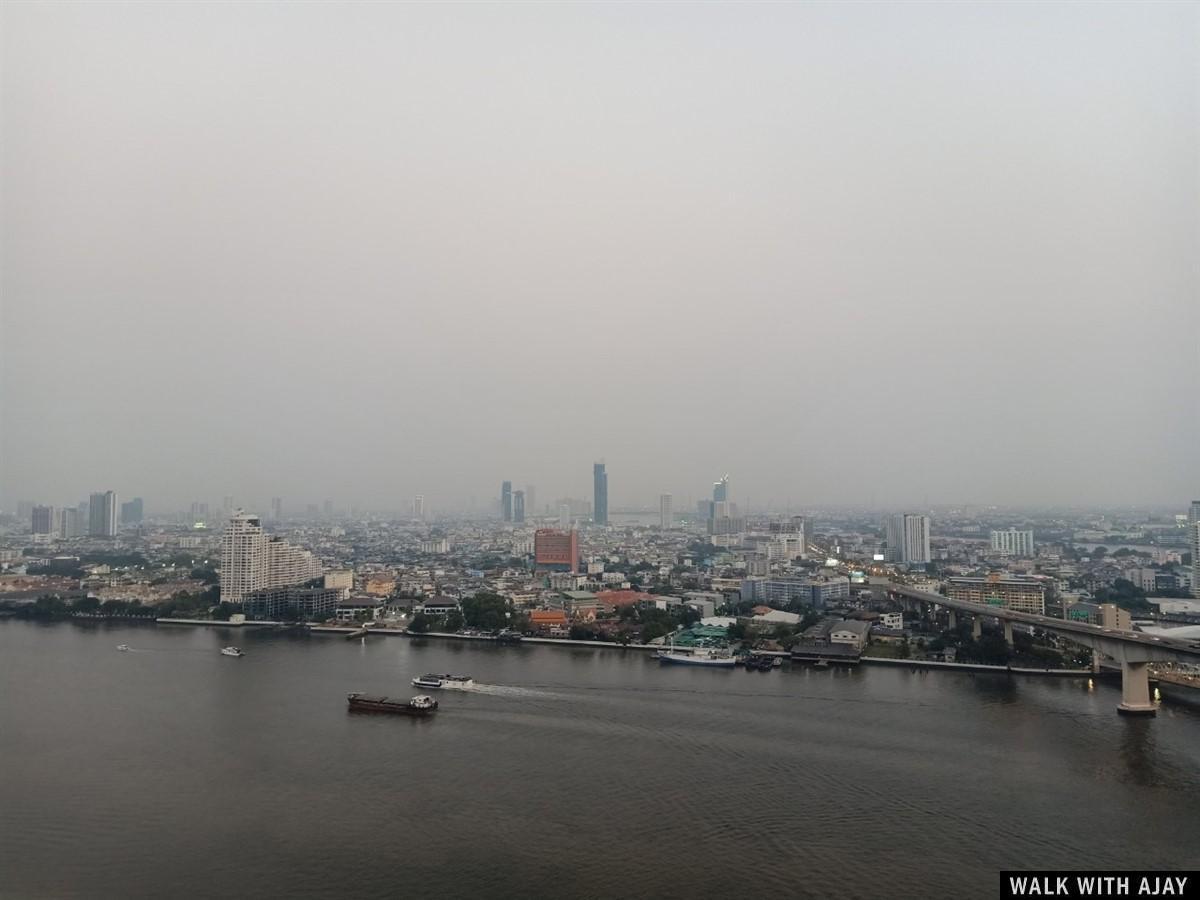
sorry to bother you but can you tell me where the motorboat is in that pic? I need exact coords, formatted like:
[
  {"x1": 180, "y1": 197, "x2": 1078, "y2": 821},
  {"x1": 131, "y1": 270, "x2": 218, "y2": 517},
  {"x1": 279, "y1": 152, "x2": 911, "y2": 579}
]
[
  {"x1": 412, "y1": 674, "x2": 475, "y2": 690},
  {"x1": 220, "y1": 646, "x2": 244, "y2": 657},
  {"x1": 116, "y1": 644, "x2": 130, "y2": 652}
]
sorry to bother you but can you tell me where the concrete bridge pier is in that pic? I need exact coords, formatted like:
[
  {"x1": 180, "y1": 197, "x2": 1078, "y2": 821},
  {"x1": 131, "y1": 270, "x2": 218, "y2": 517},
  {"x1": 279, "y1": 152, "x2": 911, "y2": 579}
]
[
  {"x1": 1002, "y1": 620, "x2": 1014, "y2": 647},
  {"x1": 971, "y1": 617, "x2": 982, "y2": 640},
  {"x1": 1117, "y1": 661, "x2": 1156, "y2": 716}
]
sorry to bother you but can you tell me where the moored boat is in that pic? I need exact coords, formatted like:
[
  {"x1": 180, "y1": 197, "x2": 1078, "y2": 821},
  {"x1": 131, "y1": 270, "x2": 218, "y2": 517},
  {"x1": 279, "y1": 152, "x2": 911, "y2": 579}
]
[
  {"x1": 347, "y1": 693, "x2": 438, "y2": 716},
  {"x1": 656, "y1": 646, "x2": 738, "y2": 667}
]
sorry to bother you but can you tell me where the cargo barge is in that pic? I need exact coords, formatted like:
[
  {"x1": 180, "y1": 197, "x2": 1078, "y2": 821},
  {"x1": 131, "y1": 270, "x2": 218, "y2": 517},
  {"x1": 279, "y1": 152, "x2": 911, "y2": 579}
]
[{"x1": 346, "y1": 693, "x2": 438, "y2": 716}]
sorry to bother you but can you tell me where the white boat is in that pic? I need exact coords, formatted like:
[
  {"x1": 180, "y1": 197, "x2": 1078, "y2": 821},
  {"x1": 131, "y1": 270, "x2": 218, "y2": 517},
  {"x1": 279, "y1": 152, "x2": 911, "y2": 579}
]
[
  {"x1": 412, "y1": 674, "x2": 475, "y2": 690},
  {"x1": 220, "y1": 646, "x2": 244, "y2": 657},
  {"x1": 656, "y1": 645, "x2": 738, "y2": 667},
  {"x1": 116, "y1": 644, "x2": 130, "y2": 652}
]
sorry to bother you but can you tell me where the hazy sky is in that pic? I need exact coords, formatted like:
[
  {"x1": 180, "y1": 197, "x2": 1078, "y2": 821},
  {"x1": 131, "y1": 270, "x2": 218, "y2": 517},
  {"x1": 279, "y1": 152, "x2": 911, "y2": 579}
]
[{"x1": 2, "y1": 1, "x2": 1197, "y2": 514}]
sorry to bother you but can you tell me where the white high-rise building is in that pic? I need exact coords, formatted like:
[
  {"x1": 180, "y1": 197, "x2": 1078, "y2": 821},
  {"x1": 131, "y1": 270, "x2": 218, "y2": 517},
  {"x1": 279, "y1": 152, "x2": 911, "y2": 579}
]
[
  {"x1": 88, "y1": 491, "x2": 118, "y2": 536},
  {"x1": 990, "y1": 529, "x2": 1035, "y2": 557},
  {"x1": 413, "y1": 495, "x2": 425, "y2": 520},
  {"x1": 221, "y1": 512, "x2": 322, "y2": 603},
  {"x1": 1192, "y1": 521, "x2": 1200, "y2": 600},
  {"x1": 659, "y1": 493, "x2": 673, "y2": 530},
  {"x1": 885, "y1": 514, "x2": 931, "y2": 565},
  {"x1": 558, "y1": 503, "x2": 571, "y2": 530}
]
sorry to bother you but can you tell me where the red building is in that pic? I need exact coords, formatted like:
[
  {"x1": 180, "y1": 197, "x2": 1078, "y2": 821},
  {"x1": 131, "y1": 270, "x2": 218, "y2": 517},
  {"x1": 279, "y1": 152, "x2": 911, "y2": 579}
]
[{"x1": 534, "y1": 528, "x2": 578, "y2": 573}]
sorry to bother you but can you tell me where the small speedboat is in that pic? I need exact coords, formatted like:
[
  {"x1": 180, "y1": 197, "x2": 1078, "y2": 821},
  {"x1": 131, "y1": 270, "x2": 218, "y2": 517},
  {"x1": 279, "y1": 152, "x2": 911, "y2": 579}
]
[
  {"x1": 412, "y1": 674, "x2": 476, "y2": 690},
  {"x1": 116, "y1": 644, "x2": 130, "y2": 652},
  {"x1": 220, "y1": 646, "x2": 244, "y2": 657}
]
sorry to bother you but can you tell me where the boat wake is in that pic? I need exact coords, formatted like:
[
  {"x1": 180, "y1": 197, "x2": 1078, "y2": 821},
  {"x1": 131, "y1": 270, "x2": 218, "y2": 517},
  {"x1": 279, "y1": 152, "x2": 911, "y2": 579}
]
[{"x1": 463, "y1": 683, "x2": 565, "y2": 700}]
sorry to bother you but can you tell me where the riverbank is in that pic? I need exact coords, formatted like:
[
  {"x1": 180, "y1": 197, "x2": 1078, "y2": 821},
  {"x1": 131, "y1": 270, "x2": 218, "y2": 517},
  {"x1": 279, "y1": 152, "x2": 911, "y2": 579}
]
[{"x1": 861, "y1": 656, "x2": 1100, "y2": 677}]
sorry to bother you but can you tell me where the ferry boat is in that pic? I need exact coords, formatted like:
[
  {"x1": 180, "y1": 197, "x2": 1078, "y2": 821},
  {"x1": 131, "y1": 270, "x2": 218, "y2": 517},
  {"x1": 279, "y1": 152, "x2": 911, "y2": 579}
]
[
  {"x1": 656, "y1": 645, "x2": 738, "y2": 667},
  {"x1": 220, "y1": 646, "x2": 244, "y2": 657},
  {"x1": 116, "y1": 644, "x2": 131, "y2": 652},
  {"x1": 347, "y1": 693, "x2": 438, "y2": 716},
  {"x1": 412, "y1": 674, "x2": 475, "y2": 690},
  {"x1": 495, "y1": 630, "x2": 524, "y2": 644}
]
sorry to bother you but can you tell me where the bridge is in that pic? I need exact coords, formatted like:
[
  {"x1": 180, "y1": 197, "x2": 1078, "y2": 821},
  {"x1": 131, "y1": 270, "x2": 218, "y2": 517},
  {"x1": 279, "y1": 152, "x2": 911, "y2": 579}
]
[{"x1": 874, "y1": 581, "x2": 1200, "y2": 716}]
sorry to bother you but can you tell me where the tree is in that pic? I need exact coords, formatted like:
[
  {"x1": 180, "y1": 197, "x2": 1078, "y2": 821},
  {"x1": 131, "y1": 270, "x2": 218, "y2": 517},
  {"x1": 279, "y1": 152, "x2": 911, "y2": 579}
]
[
  {"x1": 408, "y1": 613, "x2": 430, "y2": 634},
  {"x1": 444, "y1": 610, "x2": 465, "y2": 632},
  {"x1": 461, "y1": 592, "x2": 510, "y2": 631}
]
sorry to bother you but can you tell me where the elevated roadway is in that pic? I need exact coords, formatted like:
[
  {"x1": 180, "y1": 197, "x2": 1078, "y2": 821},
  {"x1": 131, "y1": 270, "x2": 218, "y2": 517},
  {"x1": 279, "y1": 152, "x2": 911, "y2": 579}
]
[{"x1": 875, "y1": 581, "x2": 1200, "y2": 715}]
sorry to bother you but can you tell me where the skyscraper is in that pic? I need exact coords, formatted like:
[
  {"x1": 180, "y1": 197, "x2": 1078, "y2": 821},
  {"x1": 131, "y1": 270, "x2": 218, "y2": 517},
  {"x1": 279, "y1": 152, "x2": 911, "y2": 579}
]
[
  {"x1": 525, "y1": 485, "x2": 537, "y2": 517},
  {"x1": 59, "y1": 507, "x2": 80, "y2": 539},
  {"x1": 593, "y1": 463, "x2": 608, "y2": 526},
  {"x1": 271, "y1": 497, "x2": 283, "y2": 521},
  {"x1": 558, "y1": 503, "x2": 571, "y2": 529},
  {"x1": 513, "y1": 490, "x2": 525, "y2": 523},
  {"x1": 659, "y1": 493, "x2": 673, "y2": 530},
  {"x1": 501, "y1": 481, "x2": 513, "y2": 522},
  {"x1": 413, "y1": 495, "x2": 425, "y2": 519},
  {"x1": 713, "y1": 475, "x2": 729, "y2": 503},
  {"x1": 31, "y1": 505, "x2": 55, "y2": 535},
  {"x1": 885, "y1": 514, "x2": 932, "y2": 565},
  {"x1": 1189, "y1": 500, "x2": 1200, "y2": 525},
  {"x1": 89, "y1": 491, "x2": 118, "y2": 536}
]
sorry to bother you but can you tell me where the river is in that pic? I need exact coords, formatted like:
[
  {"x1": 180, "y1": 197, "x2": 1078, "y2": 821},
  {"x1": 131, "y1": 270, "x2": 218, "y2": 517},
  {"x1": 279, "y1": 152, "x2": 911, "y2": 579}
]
[{"x1": 2, "y1": 620, "x2": 1198, "y2": 899}]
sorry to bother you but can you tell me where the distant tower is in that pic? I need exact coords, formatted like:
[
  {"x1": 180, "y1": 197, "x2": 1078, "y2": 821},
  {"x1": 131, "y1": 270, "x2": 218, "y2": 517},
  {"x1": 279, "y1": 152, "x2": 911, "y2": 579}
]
[
  {"x1": 659, "y1": 494, "x2": 673, "y2": 530},
  {"x1": 89, "y1": 491, "x2": 118, "y2": 536},
  {"x1": 222, "y1": 495, "x2": 234, "y2": 518},
  {"x1": 513, "y1": 490, "x2": 525, "y2": 524},
  {"x1": 558, "y1": 503, "x2": 571, "y2": 530},
  {"x1": 413, "y1": 495, "x2": 425, "y2": 520},
  {"x1": 31, "y1": 505, "x2": 55, "y2": 535},
  {"x1": 593, "y1": 462, "x2": 608, "y2": 526},
  {"x1": 120, "y1": 498, "x2": 144, "y2": 524},
  {"x1": 525, "y1": 485, "x2": 537, "y2": 517},
  {"x1": 271, "y1": 497, "x2": 283, "y2": 521},
  {"x1": 323, "y1": 499, "x2": 333, "y2": 517},
  {"x1": 501, "y1": 481, "x2": 513, "y2": 522}
]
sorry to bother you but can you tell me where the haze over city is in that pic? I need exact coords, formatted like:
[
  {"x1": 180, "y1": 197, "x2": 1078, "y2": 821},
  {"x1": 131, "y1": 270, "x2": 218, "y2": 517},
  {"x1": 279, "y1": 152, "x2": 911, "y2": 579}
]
[{"x1": 3, "y1": 1, "x2": 1197, "y2": 510}]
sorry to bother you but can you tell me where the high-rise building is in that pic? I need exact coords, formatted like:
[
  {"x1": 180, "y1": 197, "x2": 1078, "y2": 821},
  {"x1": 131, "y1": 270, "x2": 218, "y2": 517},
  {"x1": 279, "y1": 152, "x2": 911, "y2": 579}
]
[
  {"x1": 990, "y1": 529, "x2": 1035, "y2": 557},
  {"x1": 513, "y1": 490, "x2": 525, "y2": 523},
  {"x1": 501, "y1": 481, "x2": 513, "y2": 522},
  {"x1": 59, "y1": 507, "x2": 80, "y2": 539},
  {"x1": 222, "y1": 496, "x2": 235, "y2": 518},
  {"x1": 885, "y1": 514, "x2": 931, "y2": 564},
  {"x1": 271, "y1": 497, "x2": 283, "y2": 521},
  {"x1": 1189, "y1": 500, "x2": 1200, "y2": 525},
  {"x1": 1192, "y1": 521, "x2": 1200, "y2": 600},
  {"x1": 323, "y1": 499, "x2": 333, "y2": 517},
  {"x1": 659, "y1": 493, "x2": 673, "y2": 530},
  {"x1": 713, "y1": 475, "x2": 729, "y2": 503},
  {"x1": 17, "y1": 501, "x2": 35, "y2": 522},
  {"x1": 534, "y1": 528, "x2": 579, "y2": 573},
  {"x1": 31, "y1": 506, "x2": 55, "y2": 535},
  {"x1": 525, "y1": 485, "x2": 537, "y2": 518},
  {"x1": 120, "y1": 498, "x2": 144, "y2": 524},
  {"x1": 89, "y1": 491, "x2": 118, "y2": 536},
  {"x1": 221, "y1": 512, "x2": 323, "y2": 604},
  {"x1": 558, "y1": 503, "x2": 571, "y2": 529},
  {"x1": 593, "y1": 463, "x2": 608, "y2": 526}
]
